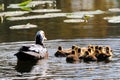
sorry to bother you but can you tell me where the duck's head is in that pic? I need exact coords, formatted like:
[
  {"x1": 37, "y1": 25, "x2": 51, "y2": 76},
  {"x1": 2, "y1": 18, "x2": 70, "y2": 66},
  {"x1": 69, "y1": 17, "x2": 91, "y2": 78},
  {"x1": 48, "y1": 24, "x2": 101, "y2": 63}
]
[{"x1": 35, "y1": 30, "x2": 47, "y2": 45}]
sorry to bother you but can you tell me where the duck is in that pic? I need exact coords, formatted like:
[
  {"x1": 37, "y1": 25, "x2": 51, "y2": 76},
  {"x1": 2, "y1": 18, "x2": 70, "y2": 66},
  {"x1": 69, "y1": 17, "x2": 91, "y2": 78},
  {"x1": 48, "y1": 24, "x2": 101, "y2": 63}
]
[
  {"x1": 54, "y1": 45, "x2": 78, "y2": 57},
  {"x1": 95, "y1": 46, "x2": 111, "y2": 61},
  {"x1": 104, "y1": 46, "x2": 113, "y2": 61},
  {"x1": 14, "y1": 30, "x2": 48, "y2": 61},
  {"x1": 83, "y1": 48, "x2": 97, "y2": 62},
  {"x1": 54, "y1": 46, "x2": 66, "y2": 57},
  {"x1": 79, "y1": 47, "x2": 88, "y2": 59},
  {"x1": 66, "y1": 50, "x2": 79, "y2": 63}
]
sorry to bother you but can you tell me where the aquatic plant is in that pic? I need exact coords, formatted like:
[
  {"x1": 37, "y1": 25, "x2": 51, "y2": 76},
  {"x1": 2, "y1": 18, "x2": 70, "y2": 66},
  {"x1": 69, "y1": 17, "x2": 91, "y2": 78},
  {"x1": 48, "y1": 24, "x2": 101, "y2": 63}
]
[
  {"x1": 18, "y1": 0, "x2": 32, "y2": 11},
  {"x1": 0, "y1": 3, "x2": 4, "y2": 11},
  {"x1": 18, "y1": 0, "x2": 32, "y2": 6}
]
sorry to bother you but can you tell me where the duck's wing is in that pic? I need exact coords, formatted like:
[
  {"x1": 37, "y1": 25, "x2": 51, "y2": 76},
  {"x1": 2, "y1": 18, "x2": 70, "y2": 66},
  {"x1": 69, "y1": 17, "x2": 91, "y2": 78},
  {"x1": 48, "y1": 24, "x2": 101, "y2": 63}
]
[
  {"x1": 28, "y1": 45, "x2": 47, "y2": 56},
  {"x1": 15, "y1": 45, "x2": 48, "y2": 60},
  {"x1": 19, "y1": 46, "x2": 30, "y2": 51},
  {"x1": 19, "y1": 45, "x2": 47, "y2": 54}
]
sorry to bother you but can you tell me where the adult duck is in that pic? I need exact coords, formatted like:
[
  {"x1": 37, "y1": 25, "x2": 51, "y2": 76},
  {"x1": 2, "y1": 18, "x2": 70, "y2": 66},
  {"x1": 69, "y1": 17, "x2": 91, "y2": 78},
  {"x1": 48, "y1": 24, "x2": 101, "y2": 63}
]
[{"x1": 15, "y1": 30, "x2": 48, "y2": 61}]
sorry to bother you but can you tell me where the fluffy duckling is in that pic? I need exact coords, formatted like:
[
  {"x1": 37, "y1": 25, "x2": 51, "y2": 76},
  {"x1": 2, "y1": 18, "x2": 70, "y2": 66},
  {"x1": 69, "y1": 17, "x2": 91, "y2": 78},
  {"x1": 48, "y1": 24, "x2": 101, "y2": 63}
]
[
  {"x1": 54, "y1": 46, "x2": 66, "y2": 57},
  {"x1": 95, "y1": 46, "x2": 111, "y2": 61},
  {"x1": 79, "y1": 47, "x2": 88, "y2": 59},
  {"x1": 104, "y1": 46, "x2": 113, "y2": 61},
  {"x1": 54, "y1": 45, "x2": 77, "y2": 57},
  {"x1": 66, "y1": 50, "x2": 79, "y2": 63},
  {"x1": 83, "y1": 48, "x2": 97, "y2": 62}
]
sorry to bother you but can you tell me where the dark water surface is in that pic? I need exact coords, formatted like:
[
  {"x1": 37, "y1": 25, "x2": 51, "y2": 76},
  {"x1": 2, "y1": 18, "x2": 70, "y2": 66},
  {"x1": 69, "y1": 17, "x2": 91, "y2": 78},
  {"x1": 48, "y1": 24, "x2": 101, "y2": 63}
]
[{"x1": 0, "y1": 0, "x2": 120, "y2": 80}]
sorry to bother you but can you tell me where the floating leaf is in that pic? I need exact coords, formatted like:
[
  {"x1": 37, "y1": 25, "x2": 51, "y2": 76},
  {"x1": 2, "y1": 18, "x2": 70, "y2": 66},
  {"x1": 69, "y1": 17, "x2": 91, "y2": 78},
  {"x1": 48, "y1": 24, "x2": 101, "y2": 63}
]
[
  {"x1": 18, "y1": 0, "x2": 32, "y2": 7},
  {"x1": 8, "y1": 1, "x2": 54, "y2": 9},
  {"x1": 108, "y1": 8, "x2": 120, "y2": 12},
  {"x1": 0, "y1": 11, "x2": 29, "y2": 17},
  {"x1": 9, "y1": 23, "x2": 37, "y2": 29},
  {"x1": 7, "y1": 14, "x2": 56, "y2": 21},
  {"x1": 31, "y1": 9, "x2": 61, "y2": 13},
  {"x1": 64, "y1": 19, "x2": 85, "y2": 23},
  {"x1": 20, "y1": 7, "x2": 32, "y2": 11},
  {"x1": 103, "y1": 16, "x2": 120, "y2": 23}
]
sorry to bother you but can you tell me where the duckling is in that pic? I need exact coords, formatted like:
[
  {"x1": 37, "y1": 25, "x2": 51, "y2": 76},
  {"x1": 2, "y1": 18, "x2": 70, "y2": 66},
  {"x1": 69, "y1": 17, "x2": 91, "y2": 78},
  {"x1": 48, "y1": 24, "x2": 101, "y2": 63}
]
[
  {"x1": 54, "y1": 45, "x2": 78, "y2": 57},
  {"x1": 54, "y1": 46, "x2": 66, "y2": 57},
  {"x1": 79, "y1": 47, "x2": 88, "y2": 59},
  {"x1": 83, "y1": 49, "x2": 97, "y2": 62},
  {"x1": 104, "y1": 46, "x2": 113, "y2": 61},
  {"x1": 95, "y1": 46, "x2": 111, "y2": 61},
  {"x1": 95, "y1": 45, "x2": 99, "y2": 50},
  {"x1": 65, "y1": 45, "x2": 78, "y2": 56},
  {"x1": 66, "y1": 50, "x2": 79, "y2": 63}
]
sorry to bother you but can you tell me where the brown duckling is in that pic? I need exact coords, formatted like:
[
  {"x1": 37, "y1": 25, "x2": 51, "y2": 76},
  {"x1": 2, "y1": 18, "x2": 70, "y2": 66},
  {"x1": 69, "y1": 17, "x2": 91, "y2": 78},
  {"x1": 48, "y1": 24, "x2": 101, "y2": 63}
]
[
  {"x1": 54, "y1": 46, "x2": 66, "y2": 57},
  {"x1": 66, "y1": 50, "x2": 79, "y2": 63},
  {"x1": 95, "y1": 46, "x2": 111, "y2": 61},
  {"x1": 54, "y1": 45, "x2": 78, "y2": 57},
  {"x1": 79, "y1": 47, "x2": 88, "y2": 59},
  {"x1": 104, "y1": 46, "x2": 113, "y2": 61},
  {"x1": 83, "y1": 49, "x2": 97, "y2": 62}
]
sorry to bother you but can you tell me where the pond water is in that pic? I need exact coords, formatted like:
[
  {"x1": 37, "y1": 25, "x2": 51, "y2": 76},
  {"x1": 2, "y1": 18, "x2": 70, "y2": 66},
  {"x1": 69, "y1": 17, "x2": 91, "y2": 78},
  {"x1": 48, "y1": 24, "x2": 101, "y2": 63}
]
[{"x1": 0, "y1": 0, "x2": 120, "y2": 80}]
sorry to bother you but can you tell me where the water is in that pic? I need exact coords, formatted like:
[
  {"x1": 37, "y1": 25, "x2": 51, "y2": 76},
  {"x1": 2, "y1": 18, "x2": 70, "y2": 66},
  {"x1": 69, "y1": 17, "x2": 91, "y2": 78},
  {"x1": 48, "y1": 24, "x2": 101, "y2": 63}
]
[
  {"x1": 0, "y1": 0, "x2": 120, "y2": 80},
  {"x1": 0, "y1": 38, "x2": 120, "y2": 80}
]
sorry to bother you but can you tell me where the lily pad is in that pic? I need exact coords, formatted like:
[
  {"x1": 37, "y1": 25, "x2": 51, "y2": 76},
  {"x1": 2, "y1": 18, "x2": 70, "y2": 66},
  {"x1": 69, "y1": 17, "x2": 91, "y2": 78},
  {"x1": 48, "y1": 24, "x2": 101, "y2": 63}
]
[
  {"x1": 108, "y1": 19, "x2": 120, "y2": 23},
  {"x1": 9, "y1": 23, "x2": 37, "y2": 29},
  {"x1": 45, "y1": 13, "x2": 67, "y2": 17},
  {"x1": 31, "y1": 9, "x2": 61, "y2": 13},
  {"x1": 0, "y1": 11, "x2": 29, "y2": 17},
  {"x1": 64, "y1": 19, "x2": 85, "y2": 23},
  {"x1": 7, "y1": 1, "x2": 55, "y2": 9},
  {"x1": 108, "y1": 8, "x2": 120, "y2": 12},
  {"x1": 73, "y1": 10, "x2": 105, "y2": 15},
  {"x1": 103, "y1": 16, "x2": 120, "y2": 23},
  {"x1": 7, "y1": 14, "x2": 56, "y2": 21},
  {"x1": 66, "y1": 14, "x2": 94, "y2": 19}
]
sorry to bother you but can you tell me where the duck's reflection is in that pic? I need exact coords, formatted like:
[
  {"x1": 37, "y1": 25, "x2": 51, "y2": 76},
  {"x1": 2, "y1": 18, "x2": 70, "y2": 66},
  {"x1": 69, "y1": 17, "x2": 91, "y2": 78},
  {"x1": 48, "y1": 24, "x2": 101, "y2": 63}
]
[{"x1": 15, "y1": 59, "x2": 48, "y2": 76}]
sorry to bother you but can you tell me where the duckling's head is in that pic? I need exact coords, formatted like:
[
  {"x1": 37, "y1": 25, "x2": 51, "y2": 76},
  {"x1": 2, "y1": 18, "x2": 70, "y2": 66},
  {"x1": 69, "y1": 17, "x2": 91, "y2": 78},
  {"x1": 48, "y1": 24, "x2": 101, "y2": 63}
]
[
  {"x1": 77, "y1": 48, "x2": 81, "y2": 53},
  {"x1": 98, "y1": 46, "x2": 103, "y2": 51},
  {"x1": 35, "y1": 30, "x2": 47, "y2": 45},
  {"x1": 95, "y1": 45, "x2": 99, "y2": 50},
  {"x1": 105, "y1": 46, "x2": 112, "y2": 52},
  {"x1": 72, "y1": 45, "x2": 78, "y2": 50},
  {"x1": 88, "y1": 48, "x2": 92, "y2": 53},
  {"x1": 72, "y1": 45, "x2": 76, "y2": 49},
  {"x1": 58, "y1": 46, "x2": 62, "y2": 51},
  {"x1": 71, "y1": 50, "x2": 76, "y2": 55},
  {"x1": 84, "y1": 51, "x2": 90, "y2": 56}
]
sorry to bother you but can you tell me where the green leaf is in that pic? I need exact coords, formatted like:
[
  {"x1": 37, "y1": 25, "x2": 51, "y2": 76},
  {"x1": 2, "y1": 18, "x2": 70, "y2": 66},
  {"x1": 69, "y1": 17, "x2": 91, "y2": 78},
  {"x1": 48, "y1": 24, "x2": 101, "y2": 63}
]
[
  {"x1": 18, "y1": 0, "x2": 32, "y2": 6},
  {"x1": 20, "y1": 7, "x2": 32, "y2": 11}
]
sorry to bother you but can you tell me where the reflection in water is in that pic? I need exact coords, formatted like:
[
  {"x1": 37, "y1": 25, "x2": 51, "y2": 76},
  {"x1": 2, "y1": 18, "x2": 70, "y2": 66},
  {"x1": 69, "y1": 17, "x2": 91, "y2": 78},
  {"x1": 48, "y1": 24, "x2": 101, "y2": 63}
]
[
  {"x1": 56, "y1": 0, "x2": 119, "y2": 12},
  {"x1": 15, "y1": 60, "x2": 38, "y2": 73},
  {"x1": 15, "y1": 59, "x2": 48, "y2": 77}
]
